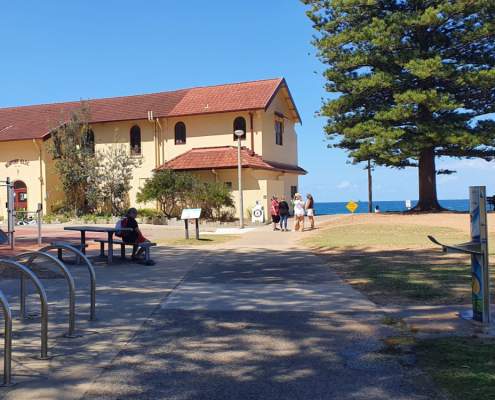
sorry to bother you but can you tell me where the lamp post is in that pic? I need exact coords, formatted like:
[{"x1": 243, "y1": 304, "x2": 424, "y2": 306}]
[{"x1": 234, "y1": 129, "x2": 245, "y2": 229}]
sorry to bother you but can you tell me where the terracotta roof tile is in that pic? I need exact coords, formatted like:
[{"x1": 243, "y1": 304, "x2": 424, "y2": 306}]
[
  {"x1": 156, "y1": 146, "x2": 307, "y2": 175},
  {"x1": 0, "y1": 78, "x2": 301, "y2": 142}
]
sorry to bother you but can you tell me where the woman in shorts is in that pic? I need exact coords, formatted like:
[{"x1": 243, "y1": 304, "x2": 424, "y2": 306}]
[
  {"x1": 305, "y1": 194, "x2": 315, "y2": 230},
  {"x1": 293, "y1": 193, "x2": 305, "y2": 232}
]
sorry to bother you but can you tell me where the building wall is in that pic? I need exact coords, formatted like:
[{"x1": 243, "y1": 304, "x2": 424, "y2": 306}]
[
  {"x1": 160, "y1": 111, "x2": 258, "y2": 161},
  {"x1": 261, "y1": 89, "x2": 299, "y2": 165},
  {"x1": 91, "y1": 119, "x2": 157, "y2": 206},
  {"x1": 0, "y1": 139, "x2": 45, "y2": 218}
]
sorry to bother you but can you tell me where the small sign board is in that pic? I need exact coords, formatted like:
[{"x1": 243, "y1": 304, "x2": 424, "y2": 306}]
[
  {"x1": 181, "y1": 208, "x2": 202, "y2": 220},
  {"x1": 346, "y1": 200, "x2": 359, "y2": 213}
]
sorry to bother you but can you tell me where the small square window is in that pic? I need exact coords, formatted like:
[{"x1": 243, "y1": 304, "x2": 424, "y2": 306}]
[{"x1": 225, "y1": 181, "x2": 233, "y2": 190}]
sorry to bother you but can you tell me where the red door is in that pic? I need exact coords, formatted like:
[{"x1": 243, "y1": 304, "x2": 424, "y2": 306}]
[{"x1": 13, "y1": 180, "x2": 27, "y2": 210}]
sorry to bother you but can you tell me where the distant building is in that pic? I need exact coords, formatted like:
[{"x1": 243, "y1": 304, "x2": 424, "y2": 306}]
[{"x1": 0, "y1": 78, "x2": 306, "y2": 217}]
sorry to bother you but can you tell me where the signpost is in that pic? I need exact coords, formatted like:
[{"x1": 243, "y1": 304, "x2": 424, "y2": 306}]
[
  {"x1": 181, "y1": 208, "x2": 201, "y2": 240},
  {"x1": 346, "y1": 200, "x2": 359, "y2": 214},
  {"x1": 428, "y1": 186, "x2": 490, "y2": 325}
]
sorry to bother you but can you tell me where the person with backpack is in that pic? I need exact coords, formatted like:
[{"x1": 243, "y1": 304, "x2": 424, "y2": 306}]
[
  {"x1": 117, "y1": 208, "x2": 149, "y2": 261},
  {"x1": 278, "y1": 196, "x2": 290, "y2": 231}
]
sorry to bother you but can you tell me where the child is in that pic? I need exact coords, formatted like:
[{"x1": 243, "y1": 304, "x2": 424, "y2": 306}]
[
  {"x1": 120, "y1": 208, "x2": 149, "y2": 260},
  {"x1": 278, "y1": 196, "x2": 290, "y2": 231}
]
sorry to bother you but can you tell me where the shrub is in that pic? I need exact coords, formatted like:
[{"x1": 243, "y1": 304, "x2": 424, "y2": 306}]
[{"x1": 137, "y1": 170, "x2": 234, "y2": 220}]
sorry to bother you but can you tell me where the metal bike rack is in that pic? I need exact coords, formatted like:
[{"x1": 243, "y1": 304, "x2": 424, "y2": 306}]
[
  {"x1": 428, "y1": 186, "x2": 490, "y2": 325},
  {"x1": 0, "y1": 289, "x2": 13, "y2": 386},
  {"x1": 0, "y1": 259, "x2": 49, "y2": 359},
  {"x1": 13, "y1": 251, "x2": 77, "y2": 338},
  {"x1": 39, "y1": 244, "x2": 96, "y2": 321}
]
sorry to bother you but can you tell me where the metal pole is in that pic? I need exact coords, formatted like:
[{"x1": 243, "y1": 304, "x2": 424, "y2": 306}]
[
  {"x1": 237, "y1": 138, "x2": 244, "y2": 229},
  {"x1": 6, "y1": 178, "x2": 14, "y2": 250},
  {"x1": 367, "y1": 160, "x2": 373, "y2": 213},
  {"x1": 37, "y1": 203, "x2": 42, "y2": 246},
  {"x1": 0, "y1": 290, "x2": 12, "y2": 386}
]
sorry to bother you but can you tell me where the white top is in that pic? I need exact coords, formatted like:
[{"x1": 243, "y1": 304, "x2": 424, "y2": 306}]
[{"x1": 293, "y1": 200, "x2": 305, "y2": 216}]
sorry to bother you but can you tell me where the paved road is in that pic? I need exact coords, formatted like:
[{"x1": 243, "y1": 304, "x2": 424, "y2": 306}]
[{"x1": 0, "y1": 221, "x2": 440, "y2": 399}]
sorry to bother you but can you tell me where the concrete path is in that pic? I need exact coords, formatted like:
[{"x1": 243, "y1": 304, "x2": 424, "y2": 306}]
[{"x1": 0, "y1": 220, "x2": 440, "y2": 399}]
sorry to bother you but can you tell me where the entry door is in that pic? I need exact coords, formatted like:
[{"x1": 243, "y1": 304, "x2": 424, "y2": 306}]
[{"x1": 13, "y1": 180, "x2": 27, "y2": 210}]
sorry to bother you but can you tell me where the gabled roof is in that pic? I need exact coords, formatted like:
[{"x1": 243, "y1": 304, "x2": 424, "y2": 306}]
[
  {"x1": 0, "y1": 78, "x2": 301, "y2": 142},
  {"x1": 156, "y1": 146, "x2": 307, "y2": 175}
]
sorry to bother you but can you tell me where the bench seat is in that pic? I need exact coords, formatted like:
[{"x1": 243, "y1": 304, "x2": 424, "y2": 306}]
[
  {"x1": 94, "y1": 239, "x2": 156, "y2": 265},
  {"x1": 50, "y1": 241, "x2": 88, "y2": 263}
]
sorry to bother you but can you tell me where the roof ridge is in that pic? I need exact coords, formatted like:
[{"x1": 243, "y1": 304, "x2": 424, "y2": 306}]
[{"x1": 0, "y1": 78, "x2": 284, "y2": 111}]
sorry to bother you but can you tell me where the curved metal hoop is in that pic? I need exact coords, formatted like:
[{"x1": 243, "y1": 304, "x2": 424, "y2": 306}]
[
  {"x1": 0, "y1": 259, "x2": 49, "y2": 359},
  {"x1": 13, "y1": 251, "x2": 76, "y2": 337},
  {"x1": 0, "y1": 290, "x2": 12, "y2": 386},
  {"x1": 39, "y1": 244, "x2": 96, "y2": 321}
]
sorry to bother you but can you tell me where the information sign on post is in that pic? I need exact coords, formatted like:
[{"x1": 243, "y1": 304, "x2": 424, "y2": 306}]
[
  {"x1": 181, "y1": 208, "x2": 202, "y2": 240},
  {"x1": 469, "y1": 186, "x2": 490, "y2": 323},
  {"x1": 428, "y1": 186, "x2": 490, "y2": 325}
]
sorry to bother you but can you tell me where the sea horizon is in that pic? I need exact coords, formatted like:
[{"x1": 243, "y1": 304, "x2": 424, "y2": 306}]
[{"x1": 314, "y1": 199, "x2": 472, "y2": 215}]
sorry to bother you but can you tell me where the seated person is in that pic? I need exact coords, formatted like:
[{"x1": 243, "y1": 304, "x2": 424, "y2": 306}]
[{"x1": 120, "y1": 208, "x2": 149, "y2": 260}]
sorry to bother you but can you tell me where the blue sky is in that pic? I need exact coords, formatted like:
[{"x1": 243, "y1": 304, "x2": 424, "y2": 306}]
[{"x1": 1, "y1": 1, "x2": 493, "y2": 202}]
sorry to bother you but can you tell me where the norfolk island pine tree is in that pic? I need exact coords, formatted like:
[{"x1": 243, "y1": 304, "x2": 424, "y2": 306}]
[{"x1": 303, "y1": 0, "x2": 495, "y2": 211}]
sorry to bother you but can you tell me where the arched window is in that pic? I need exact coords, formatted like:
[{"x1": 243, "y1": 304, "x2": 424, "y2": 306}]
[
  {"x1": 175, "y1": 122, "x2": 186, "y2": 145},
  {"x1": 130, "y1": 125, "x2": 141, "y2": 155},
  {"x1": 233, "y1": 117, "x2": 246, "y2": 141},
  {"x1": 84, "y1": 129, "x2": 95, "y2": 154}
]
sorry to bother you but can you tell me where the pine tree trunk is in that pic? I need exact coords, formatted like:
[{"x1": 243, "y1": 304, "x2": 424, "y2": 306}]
[{"x1": 413, "y1": 147, "x2": 443, "y2": 212}]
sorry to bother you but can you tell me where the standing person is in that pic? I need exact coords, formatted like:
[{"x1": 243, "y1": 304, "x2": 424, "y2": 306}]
[
  {"x1": 305, "y1": 194, "x2": 315, "y2": 230},
  {"x1": 119, "y1": 208, "x2": 149, "y2": 261},
  {"x1": 270, "y1": 196, "x2": 281, "y2": 231},
  {"x1": 293, "y1": 193, "x2": 305, "y2": 232},
  {"x1": 278, "y1": 196, "x2": 290, "y2": 231}
]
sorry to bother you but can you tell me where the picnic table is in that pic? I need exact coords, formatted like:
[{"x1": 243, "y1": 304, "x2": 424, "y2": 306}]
[{"x1": 63, "y1": 226, "x2": 132, "y2": 264}]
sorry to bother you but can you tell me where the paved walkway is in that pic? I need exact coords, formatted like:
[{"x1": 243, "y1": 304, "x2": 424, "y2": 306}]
[{"x1": 0, "y1": 220, "x2": 440, "y2": 399}]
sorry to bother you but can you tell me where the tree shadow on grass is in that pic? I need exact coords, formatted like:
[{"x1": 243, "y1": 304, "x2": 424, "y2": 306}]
[{"x1": 311, "y1": 245, "x2": 474, "y2": 305}]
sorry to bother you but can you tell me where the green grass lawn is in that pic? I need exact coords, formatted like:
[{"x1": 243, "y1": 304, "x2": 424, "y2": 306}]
[
  {"x1": 303, "y1": 223, "x2": 494, "y2": 304},
  {"x1": 305, "y1": 223, "x2": 470, "y2": 248},
  {"x1": 160, "y1": 234, "x2": 239, "y2": 246},
  {"x1": 416, "y1": 337, "x2": 495, "y2": 400}
]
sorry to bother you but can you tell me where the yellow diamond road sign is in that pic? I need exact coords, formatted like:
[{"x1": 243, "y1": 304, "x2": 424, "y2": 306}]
[{"x1": 346, "y1": 200, "x2": 359, "y2": 213}]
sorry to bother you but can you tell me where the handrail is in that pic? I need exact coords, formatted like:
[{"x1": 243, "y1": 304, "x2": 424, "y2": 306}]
[
  {"x1": 39, "y1": 244, "x2": 96, "y2": 321},
  {"x1": 0, "y1": 259, "x2": 49, "y2": 359},
  {"x1": 14, "y1": 251, "x2": 76, "y2": 337},
  {"x1": 0, "y1": 289, "x2": 12, "y2": 386}
]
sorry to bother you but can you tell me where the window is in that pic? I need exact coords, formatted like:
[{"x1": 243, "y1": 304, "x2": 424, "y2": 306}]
[
  {"x1": 130, "y1": 125, "x2": 141, "y2": 155},
  {"x1": 275, "y1": 118, "x2": 284, "y2": 146},
  {"x1": 84, "y1": 129, "x2": 95, "y2": 154},
  {"x1": 175, "y1": 122, "x2": 186, "y2": 144},
  {"x1": 225, "y1": 181, "x2": 233, "y2": 190},
  {"x1": 291, "y1": 186, "x2": 297, "y2": 199},
  {"x1": 233, "y1": 116, "x2": 246, "y2": 141}
]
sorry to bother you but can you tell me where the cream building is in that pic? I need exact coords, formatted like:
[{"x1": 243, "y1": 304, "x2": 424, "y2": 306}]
[{"x1": 0, "y1": 78, "x2": 306, "y2": 219}]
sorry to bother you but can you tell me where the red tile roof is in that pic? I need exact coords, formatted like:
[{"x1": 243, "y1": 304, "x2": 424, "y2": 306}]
[
  {"x1": 156, "y1": 146, "x2": 307, "y2": 175},
  {"x1": 0, "y1": 78, "x2": 301, "y2": 142}
]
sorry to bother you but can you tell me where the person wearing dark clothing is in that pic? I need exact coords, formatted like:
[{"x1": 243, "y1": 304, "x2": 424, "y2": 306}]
[
  {"x1": 278, "y1": 196, "x2": 290, "y2": 231},
  {"x1": 120, "y1": 208, "x2": 149, "y2": 260}
]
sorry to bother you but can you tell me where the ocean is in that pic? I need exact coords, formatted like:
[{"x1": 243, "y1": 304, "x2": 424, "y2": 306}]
[{"x1": 314, "y1": 199, "x2": 470, "y2": 215}]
